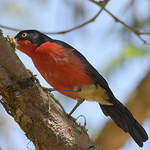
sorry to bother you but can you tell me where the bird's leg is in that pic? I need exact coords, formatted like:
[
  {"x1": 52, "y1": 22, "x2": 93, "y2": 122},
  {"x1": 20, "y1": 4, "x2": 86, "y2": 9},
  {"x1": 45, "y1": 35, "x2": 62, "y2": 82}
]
[
  {"x1": 48, "y1": 92, "x2": 66, "y2": 114},
  {"x1": 43, "y1": 87, "x2": 82, "y2": 115},
  {"x1": 49, "y1": 88, "x2": 79, "y2": 92},
  {"x1": 68, "y1": 99, "x2": 85, "y2": 116},
  {"x1": 70, "y1": 102, "x2": 88, "y2": 133},
  {"x1": 43, "y1": 87, "x2": 66, "y2": 114}
]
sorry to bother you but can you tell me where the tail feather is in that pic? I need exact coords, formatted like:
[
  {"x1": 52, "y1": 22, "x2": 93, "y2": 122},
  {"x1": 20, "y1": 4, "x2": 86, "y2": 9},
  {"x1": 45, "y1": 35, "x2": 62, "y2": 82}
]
[{"x1": 99, "y1": 99, "x2": 148, "y2": 147}]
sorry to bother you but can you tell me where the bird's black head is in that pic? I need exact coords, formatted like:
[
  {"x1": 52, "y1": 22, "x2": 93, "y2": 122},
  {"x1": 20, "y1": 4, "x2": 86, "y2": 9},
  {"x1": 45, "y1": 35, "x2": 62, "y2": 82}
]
[{"x1": 15, "y1": 30, "x2": 52, "y2": 46}]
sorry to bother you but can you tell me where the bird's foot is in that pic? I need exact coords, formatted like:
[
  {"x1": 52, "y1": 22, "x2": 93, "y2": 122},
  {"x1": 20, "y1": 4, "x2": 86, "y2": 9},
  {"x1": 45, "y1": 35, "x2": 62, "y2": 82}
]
[
  {"x1": 68, "y1": 114, "x2": 87, "y2": 133},
  {"x1": 74, "y1": 114, "x2": 87, "y2": 133},
  {"x1": 43, "y1": 87, "x2": 66, "y2": 114}
]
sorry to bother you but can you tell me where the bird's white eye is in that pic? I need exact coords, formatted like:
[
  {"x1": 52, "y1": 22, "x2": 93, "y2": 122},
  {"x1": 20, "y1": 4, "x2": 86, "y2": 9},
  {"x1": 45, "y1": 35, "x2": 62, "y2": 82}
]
[{"x1": 22, "y1": 33, "x2": 28, "y2": 38}]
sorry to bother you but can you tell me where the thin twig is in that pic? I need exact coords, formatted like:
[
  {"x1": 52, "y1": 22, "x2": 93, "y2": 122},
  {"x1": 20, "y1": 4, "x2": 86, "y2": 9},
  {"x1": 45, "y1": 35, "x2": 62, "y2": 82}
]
[
  {"x1": 88, "y1": 0, "x2": 148, "y2": 44},
  {"x1": 1, "y1": 0, "x2": 150, "y2": 44},
  {"x1": 0, "y1": 0, "x2": 109, "y2": 35},
  {"x1": 0, "y1": 24, "x2": 21, "y2": 32},
  {"x1": 140, "y1": 32, "x2": 150, "y2": 35},
  {"x1": 0, "y1": 9, "x2": 100, "y2": 34},
  {"x1": 48, "y1": 92, "x2": 66, "y2": 114}
]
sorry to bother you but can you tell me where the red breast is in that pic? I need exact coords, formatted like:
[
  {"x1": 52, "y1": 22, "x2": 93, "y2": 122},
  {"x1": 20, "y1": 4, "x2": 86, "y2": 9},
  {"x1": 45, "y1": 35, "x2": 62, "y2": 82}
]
[{"x1": 29, "y1": 41, "x2": 93, "y2": 99}]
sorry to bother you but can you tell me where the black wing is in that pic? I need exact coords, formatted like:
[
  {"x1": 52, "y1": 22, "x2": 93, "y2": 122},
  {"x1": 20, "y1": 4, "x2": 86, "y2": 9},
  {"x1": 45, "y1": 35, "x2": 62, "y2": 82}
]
[
  {"x1": 53, "y1": 39, "x2": 114, "y2": 97},
  {"x1": 53, "y1": 39, "x2": 148, "y2": 146}
]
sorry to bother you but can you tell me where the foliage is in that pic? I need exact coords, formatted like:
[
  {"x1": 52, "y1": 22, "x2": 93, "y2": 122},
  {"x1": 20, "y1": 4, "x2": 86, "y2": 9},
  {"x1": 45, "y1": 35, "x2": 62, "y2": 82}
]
[{"x1": 104, "y1": 45, "x2": 149, "y2": 75}]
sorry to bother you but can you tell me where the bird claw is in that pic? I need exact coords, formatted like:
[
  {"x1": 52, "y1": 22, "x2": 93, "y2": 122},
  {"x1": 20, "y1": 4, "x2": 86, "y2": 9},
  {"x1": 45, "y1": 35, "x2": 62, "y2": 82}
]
[
  {"x1": 72, "y1": 114, "x2": 87, "y2": 133},
  {"x1": 75, "y1": 114, "x2": 87, "y2": 128}
]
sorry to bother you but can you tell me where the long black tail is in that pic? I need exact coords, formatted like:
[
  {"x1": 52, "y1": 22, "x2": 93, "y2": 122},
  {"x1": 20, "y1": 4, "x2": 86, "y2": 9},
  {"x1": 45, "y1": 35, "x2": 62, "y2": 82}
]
[{"x1": 99, "y1": 99, "x2": 148, "y2": 147}]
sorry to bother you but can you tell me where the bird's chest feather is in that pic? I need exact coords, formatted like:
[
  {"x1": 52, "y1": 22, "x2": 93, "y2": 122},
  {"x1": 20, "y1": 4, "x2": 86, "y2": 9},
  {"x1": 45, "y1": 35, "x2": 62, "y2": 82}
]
[
  {"x1": 31, "y1": 46, "x2": 111, "y2": 104},
  {"x1": 32, "y1": 49, "x2": 93, "y2": 90}
]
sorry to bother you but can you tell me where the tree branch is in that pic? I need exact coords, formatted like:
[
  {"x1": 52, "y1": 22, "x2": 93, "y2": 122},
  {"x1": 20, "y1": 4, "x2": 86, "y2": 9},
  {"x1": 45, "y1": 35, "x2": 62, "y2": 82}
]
[
  {"x1": 1, "y1": 0, "x2": 150, "y2": 44},
  {"x1": 0, "y1": 9, "x2": 101, "y2": 35},
  {"x1": 0, "y1": 0, "x2": 109, "y2": 35},
  {"x1": 89, "y1": 0, "x2": 149, "y2": 44},
  {"x1": 0, "y1": 30, "x2": 102, "y2": 150},
  {"x1": 95, "y1": 71, "x2": 150, "y2": 150},
  {"x1": 0, "y1": 24, "x2": 21, "y2": 32}
]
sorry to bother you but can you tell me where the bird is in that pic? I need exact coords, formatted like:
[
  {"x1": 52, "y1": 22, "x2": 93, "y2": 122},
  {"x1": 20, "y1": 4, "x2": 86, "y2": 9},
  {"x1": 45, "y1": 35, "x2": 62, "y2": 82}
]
[{"x1": 15, "y1": 30, "x2": 148, "y2": 147}]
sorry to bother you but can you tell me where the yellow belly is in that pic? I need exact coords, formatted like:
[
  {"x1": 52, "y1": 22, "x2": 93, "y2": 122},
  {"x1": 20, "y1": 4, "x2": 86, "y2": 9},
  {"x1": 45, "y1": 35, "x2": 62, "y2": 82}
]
[{"x1": 77, "y1": 84, "x2": 112, "y2": 105}]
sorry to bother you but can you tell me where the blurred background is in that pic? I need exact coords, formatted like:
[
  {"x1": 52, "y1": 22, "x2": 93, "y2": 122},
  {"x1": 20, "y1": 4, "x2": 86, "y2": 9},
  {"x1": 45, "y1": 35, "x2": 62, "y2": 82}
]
[{"x1": 0, "y1": 0, "x2": 150, "y2": 149}]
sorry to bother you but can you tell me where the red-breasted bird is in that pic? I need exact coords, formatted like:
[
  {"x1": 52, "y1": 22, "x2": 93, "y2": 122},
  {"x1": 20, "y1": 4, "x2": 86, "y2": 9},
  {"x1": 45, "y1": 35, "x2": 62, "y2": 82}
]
[{"x1": 15, "y1": 30, "x2": 148, "y2": 147}]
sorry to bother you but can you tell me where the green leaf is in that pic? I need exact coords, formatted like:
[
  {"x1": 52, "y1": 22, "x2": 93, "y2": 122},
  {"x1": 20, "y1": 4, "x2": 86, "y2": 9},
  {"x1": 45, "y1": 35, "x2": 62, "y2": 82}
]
[
  {"x1": 103, "y1": 46, "x2": 149, "y2": 75},
  {"x1": 122, "y1": 46, "x2": 148, "y2": 59}
]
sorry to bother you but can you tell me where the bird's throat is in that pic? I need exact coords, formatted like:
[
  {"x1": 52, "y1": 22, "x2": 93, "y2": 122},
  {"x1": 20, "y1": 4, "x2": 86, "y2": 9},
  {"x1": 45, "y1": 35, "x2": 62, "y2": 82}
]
[{"x1": 16, "y1": 40, "x2": 38, "y2": 57}]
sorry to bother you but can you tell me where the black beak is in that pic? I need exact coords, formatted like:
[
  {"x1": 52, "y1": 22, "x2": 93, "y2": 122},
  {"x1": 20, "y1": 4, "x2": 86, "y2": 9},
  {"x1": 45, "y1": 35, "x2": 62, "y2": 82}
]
[{"x1": 14, "y1": 36, "x2": 18, "y2": 42}]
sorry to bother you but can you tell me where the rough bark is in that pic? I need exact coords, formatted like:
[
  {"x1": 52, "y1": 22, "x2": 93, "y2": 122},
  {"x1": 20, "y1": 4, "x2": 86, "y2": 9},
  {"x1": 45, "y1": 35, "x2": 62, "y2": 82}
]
[
  {"x1": 95, "y1": 71, "x2": 150, "y2": 149},
  {"x1": 0, "y1": 30, "x2": 102, "y2": 150}
]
